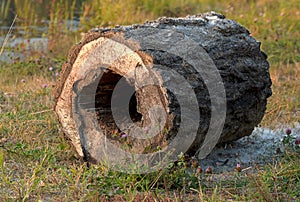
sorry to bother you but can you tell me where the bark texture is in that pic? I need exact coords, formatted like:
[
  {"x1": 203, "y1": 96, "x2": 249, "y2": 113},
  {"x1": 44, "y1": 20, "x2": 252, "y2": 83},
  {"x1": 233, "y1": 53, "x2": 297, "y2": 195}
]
[{"x1": 53, "y1": 12, "x2": 272, "y2": 163}]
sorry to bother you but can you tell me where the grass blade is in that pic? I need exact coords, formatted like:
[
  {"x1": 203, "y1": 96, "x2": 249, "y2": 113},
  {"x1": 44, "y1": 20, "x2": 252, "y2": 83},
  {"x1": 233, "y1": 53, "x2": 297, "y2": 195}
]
[{"x1": 0, "y1": 14, "x2": 17, "y2": 56}]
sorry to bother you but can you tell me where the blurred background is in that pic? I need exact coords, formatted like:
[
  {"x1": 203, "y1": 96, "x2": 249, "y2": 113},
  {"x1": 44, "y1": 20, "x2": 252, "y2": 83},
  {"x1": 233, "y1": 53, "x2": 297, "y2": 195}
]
[{"x1": 0, "y1": 0, "x2": 299, "y2": 63}]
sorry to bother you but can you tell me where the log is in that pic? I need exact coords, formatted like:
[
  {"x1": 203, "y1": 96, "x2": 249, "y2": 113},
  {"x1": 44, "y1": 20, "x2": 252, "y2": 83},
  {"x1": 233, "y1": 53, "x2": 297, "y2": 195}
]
[{"x1": 53, "y1": 12, "x2": 272, "y2": 171}]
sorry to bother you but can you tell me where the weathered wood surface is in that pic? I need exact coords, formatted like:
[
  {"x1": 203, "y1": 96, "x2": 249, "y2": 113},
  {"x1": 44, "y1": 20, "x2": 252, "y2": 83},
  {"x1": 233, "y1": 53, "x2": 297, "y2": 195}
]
[{"x1": 53, "y1": 12, "x2": 272, "y2": 164}]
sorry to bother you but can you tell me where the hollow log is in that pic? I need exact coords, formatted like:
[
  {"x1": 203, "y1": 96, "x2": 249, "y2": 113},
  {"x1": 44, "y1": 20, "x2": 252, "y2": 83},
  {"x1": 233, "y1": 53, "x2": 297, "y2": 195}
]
[{"x1": 53, "y1": 12, "x2": 272, "y2": 165}]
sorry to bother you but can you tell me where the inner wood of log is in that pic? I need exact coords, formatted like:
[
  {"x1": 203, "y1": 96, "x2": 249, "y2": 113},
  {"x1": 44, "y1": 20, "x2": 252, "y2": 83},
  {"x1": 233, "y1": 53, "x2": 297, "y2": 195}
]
[{"x1": 95, "y1": 69, "x2": 143, "y2": 140}]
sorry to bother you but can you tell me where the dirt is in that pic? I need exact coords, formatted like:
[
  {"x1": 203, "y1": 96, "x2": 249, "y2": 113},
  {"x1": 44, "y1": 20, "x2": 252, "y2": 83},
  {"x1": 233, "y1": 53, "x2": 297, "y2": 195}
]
[{"x1": 199, "y1": 123, "x2": 300, "y2": 173}]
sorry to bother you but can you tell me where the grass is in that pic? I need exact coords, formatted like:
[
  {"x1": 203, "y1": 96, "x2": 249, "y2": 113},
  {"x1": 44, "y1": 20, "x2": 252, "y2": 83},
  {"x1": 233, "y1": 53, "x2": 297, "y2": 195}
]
[{"x1": 0, "y1": 0, "x2": 300, "y2": 201}]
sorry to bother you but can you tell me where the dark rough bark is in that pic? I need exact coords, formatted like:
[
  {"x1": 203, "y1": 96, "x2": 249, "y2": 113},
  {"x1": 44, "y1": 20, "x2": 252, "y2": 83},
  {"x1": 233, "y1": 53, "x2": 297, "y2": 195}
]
[{"x1": 53, "y1": 12, "x2": 272, "y2": 163}]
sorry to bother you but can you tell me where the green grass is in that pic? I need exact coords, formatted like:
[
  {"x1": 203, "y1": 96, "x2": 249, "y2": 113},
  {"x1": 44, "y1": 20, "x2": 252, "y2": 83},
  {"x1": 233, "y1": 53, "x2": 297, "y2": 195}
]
[{"x1": 0, "y1": 0, "x2": 300, "y2": 201}]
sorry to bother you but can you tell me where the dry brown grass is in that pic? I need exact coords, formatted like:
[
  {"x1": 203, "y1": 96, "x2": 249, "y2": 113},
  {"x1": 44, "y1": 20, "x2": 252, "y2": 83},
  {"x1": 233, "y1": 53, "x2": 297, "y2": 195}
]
[{"x1": 263, "y1": 62, "x2": 300, "y2": 128}]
